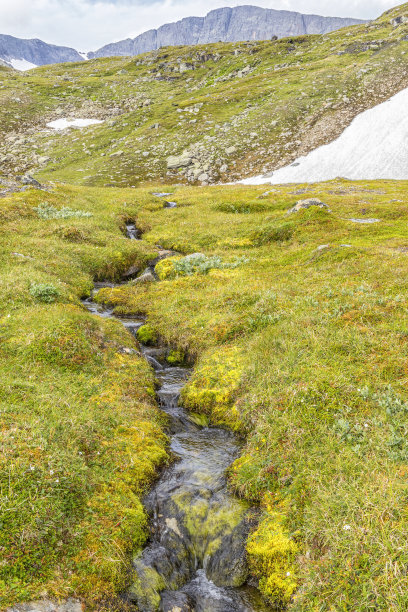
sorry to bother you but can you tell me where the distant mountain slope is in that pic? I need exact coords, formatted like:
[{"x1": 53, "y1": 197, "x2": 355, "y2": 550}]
[
  {"x1": 89, "y1": 6, "x2": 366, "y2": 58},
  {"x1": 0, "y1": 34, "x2": 83, "y2": 69}
]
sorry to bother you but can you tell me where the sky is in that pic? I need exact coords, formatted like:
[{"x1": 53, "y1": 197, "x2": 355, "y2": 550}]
[{"x1": 0, "y1": 0, "x2": 401, "y2": 52}]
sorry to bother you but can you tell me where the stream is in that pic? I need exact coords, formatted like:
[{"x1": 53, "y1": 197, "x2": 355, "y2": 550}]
[{"x1": 82, "y1": 223, "x2": 268, "y2": 612}]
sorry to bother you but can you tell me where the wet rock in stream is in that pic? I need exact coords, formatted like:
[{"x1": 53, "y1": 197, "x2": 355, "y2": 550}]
[{"x1": 127, "y1": 362, "x2": 253, "y2": 611}]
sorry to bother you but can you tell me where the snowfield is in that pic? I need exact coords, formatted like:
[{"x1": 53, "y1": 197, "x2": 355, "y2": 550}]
[
  {"x1": 8, "y1": 59, "x2": 38, "y2": 71},
  {"x1": 240, "y1": 86, "x2": 408, "y2": 185},
  {"x1": 46, "y1": 118, "x2": 104, "y2": 130}
]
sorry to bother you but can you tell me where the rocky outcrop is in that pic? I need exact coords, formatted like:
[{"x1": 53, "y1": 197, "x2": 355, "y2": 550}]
[
  {"x1": 0, "y1": 34, "x2": 83, "y2": 68},
  {"x1": 90, "y1": 6, "x2": 365, "y2": 58}
]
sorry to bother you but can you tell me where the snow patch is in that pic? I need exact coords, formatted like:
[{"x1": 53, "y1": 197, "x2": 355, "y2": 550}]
[
  {"x1": 8, "y1": 58, "x2": 38, "y2": 71},
  {"x1": 240, "y1": 86, "x2": 408, "y2": 185},
  {"x1": 78, "y1": 52, "x2": 89, "y2": 60},
  {"x1": 46, "y1": 118, "x2": 104, "y2": 130}
]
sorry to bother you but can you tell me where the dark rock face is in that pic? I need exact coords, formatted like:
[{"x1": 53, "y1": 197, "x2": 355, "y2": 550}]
[
  {"x1": 0, "y1": 34, "x2": 83, "y2": 67},
  {"x1": 90, "y1": 6, "x2": 365, "y2": 58}
]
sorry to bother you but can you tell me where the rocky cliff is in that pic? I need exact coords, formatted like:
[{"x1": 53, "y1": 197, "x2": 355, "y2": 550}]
[
  {"x1": 0, "y1": 34, "x2": 83, "y2": 68},
  {"x1": 89, "y1": 6, "x2": 365, "y2": 58}
]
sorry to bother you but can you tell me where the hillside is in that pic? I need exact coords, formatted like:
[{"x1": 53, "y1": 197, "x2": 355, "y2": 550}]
[
  {"x1": 0, "y1": 3, "x2": 407, "y2": 190},
  {"x1": 2, "y1": 3, "x2": 408, "y2": 612}
]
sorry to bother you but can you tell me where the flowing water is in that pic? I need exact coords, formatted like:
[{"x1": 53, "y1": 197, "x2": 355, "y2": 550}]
[{"x1": 82, "y1": 224, "x2": 268, "y2": 612}]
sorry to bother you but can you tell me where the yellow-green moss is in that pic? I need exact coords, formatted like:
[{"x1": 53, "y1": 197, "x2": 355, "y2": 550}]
[
  {"x1": 154, "y1": 257, "x2": 181, "y2": 280},
  {"x1": 247, "y1": 498, "x2": 298, "y2": 606},
  {"x1": 137, "y1": 324, "x2": 158, "y2": 345},
  {"x1": 181, "y1": 346, "x2": 244, "y2": 431},
  {"x1": 167, "y1": 349, "x2": 185, "y2": 365}
]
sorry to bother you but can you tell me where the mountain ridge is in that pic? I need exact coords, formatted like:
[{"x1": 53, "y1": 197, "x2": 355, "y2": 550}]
[
  {"x1": 0, "y1": 6, "x2": 365, "y2": 68},
  {"x1": 89, "y1": 6, "x2": 366, "y2": 59},
  {"x1": 0, "y1": 33, "x2": 83, "y2": 68}
]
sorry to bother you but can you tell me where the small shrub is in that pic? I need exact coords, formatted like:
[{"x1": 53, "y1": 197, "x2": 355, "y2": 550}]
[
  {"x1": 34, "y1": 202, "x2": 93, "y2": 219},
  {"x1": 215, "y1": 202, "x2": 268, "y2": 214},
  {"x1": 156, "y1": 253, "x2": 248, "y2": 279},
  {"x1": 29, "y1": 282, "x2": 60, "y2": 303},
  {"x1": 55, "y1": 226, "x2": 89, "y2": 242},
  {"x1": 250, "y1": 222, "x2": 294, "y2": 245}
]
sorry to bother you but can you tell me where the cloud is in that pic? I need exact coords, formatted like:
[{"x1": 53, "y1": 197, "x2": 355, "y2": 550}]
[{"x1": 0, "y1": 0, "x2": 400, "y2": 51}]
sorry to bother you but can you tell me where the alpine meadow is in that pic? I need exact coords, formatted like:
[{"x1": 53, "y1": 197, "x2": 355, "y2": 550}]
[{"x1": 2, "y1": 2, "x2": 408, "y2": 611}]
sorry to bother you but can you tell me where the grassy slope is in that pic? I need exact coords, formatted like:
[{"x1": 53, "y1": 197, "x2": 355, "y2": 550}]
[
  {"x1": 0, "y1": 4, "x2": 407, "y2": 186},
  {"x1": 96, "y1": 179, "x2": 408, "y2": 610},
  {"x1": 0, "y1": 185, "x2": 170, "y2": 607}
]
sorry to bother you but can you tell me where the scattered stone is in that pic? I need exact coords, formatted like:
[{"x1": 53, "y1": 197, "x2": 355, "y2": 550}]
[
  {"x1": 317, "y1": 244, "x2": 330, "y2": 251},
  {"x1": 225, "y1": 146, "x2": 237, "y2": 155},
  {"x1": 287, "y1": 198, "x2": 330, "y2": 214}
]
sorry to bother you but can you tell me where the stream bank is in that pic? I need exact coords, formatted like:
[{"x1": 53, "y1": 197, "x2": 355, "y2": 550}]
[{"x1": 82, "y1": 223, "x2": 267, "y2": 611}]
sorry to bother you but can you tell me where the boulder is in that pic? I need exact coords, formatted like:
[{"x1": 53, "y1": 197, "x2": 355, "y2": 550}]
[
  {"x1": 287, "y1": 198, "x2": 330, "y2": 214},
  {"x1": 167, "y1": 155, "x2": 193, "y2": 169}
]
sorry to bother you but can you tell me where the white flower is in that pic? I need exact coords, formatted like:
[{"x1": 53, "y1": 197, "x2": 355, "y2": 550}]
[
  {"x1": 50, "y1": 470, "x2": 54, "y2": 475},
  {"x1": 55, "y1": 479, "x2": 59, "y2": 483},
  {"x1": 364, "y1": 423, "x2": 369, "y2": 428},
  {"x1": 286, "y1": 572, "x2": 291, "y2": 577},
  {"x1": 29, "y1": 465, "x2": 35, "y2": 471},
  {"x1": 343, "y1": 524, "x2": 351, "y2": 531}
]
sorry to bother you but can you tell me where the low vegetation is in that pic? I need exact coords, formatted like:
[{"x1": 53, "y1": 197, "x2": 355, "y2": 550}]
[
  {"x1": 2, "y1": 3, "x2": 408, "y2": 611},
  {"x1": 95, "y1": 178, "x2": 408, "y2": 609},
  {"x1": 0, "y1": 184, "x2": 167, "y2": 607}
]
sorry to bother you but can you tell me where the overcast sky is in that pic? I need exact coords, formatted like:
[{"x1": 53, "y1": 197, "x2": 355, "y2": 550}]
[{"x1": 0, "y1": 0, "x2": 400, "y2": 51}]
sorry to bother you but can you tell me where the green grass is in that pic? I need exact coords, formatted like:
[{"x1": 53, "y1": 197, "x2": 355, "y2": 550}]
[
  {"x1": 2, "y1": 3, "x2": 408, "y2": 609},
  {"x1": 94, "y1": 178, "x2": 408, "y2": 609},
  {"x1": 0, "y1": 185, "x2": 168, "y2": 608}
]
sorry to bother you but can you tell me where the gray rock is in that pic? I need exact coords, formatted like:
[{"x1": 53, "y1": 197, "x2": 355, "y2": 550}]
[
  {"x1": 132, "y1": 270, "x2": 156, "y2": 284},
  {"x1": 287, "y1": 198, "x2": 330, "y2": 214},
  {"x1": 19, "y1": 174, "x2": 42, "y2": 188},
  {"x1": 160, "y1": 591, "x2": 194, "y2": 611},
  {"x1": 6, "y1": 599, "x2": 82, "y2": 612},
  {"x1": 89, "y1": 7, "x2": 365, "y2": 59},
  {"x1": 167, "y1": 155, "x2": 193, "y2": 169}
]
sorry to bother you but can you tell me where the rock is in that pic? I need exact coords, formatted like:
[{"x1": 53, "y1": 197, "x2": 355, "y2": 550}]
[
  {"x1": 160, "y1": 591, "x2": 194, "y2": 612},
  {"x1": 197, "y1": 172, "x2": 209, "y2": 183},
  {"x1": 167, "y1": 155, "x2": 193, "y2": 169},
  {"x1": 391, "y1": 15, "x2": 408, "y2": 27},
  {"x1": 109, "y1": 150, "x2": 124, "y2": 158},
  {"x1": 219, "y1": 164, "x2": 228, "y2": 173},
  {"x1": 122, "y1": 264, "x2": 141, "y2": 279},
  {"x1": 287, "y1": 198, "x2": 330, "y2": 214},
  {"x1": 132, "y1": 270, "x2": 156, "y2": 284},
  {"x1": 225, "y1": 146, "x2": 237, "y2": 155},
  {"x1": 6, "y1": 599, "x2": 83, "y2": 612},
  {"x1": 19, "y1": 174, "x2": 42, "y2": 188}
]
